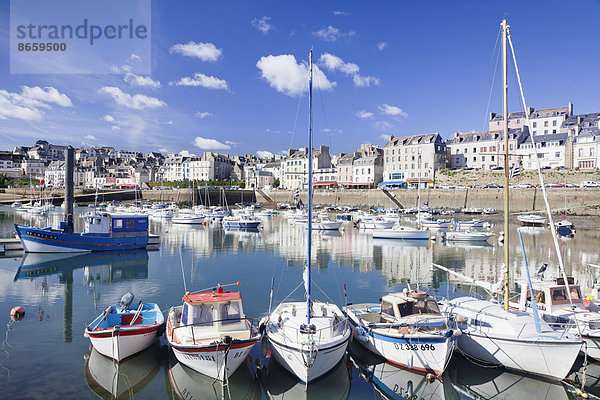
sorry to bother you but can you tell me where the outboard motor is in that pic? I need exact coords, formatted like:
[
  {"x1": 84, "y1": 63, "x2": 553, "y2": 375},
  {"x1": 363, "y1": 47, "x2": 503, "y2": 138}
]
[{"x1": 119, "y1": 292, "x2": 135, "y2": 312}]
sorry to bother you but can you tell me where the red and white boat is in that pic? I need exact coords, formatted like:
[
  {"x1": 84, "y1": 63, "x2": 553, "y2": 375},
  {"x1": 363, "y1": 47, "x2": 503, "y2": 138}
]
[
  {"x1": 166, "y1": 283, "x2": 260, "y2": 381},
  {"x1": 84, "y1": 293, "x2": 165, "y2": 362}
]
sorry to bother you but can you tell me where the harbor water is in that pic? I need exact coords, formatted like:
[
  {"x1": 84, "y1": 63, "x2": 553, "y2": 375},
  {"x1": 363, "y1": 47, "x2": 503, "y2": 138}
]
[{"x1": 1, "y1": 208, "x2": 599, "y2": 399}]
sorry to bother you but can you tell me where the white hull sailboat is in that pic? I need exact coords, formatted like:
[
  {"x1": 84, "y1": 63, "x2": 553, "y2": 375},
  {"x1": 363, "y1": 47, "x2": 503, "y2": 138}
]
[
  {"x1": 372, "y1": 225, "x2": 430, "y2": 240},
  {"x1": 260, "y1": 50, "x2": 351, "y2": 384}
]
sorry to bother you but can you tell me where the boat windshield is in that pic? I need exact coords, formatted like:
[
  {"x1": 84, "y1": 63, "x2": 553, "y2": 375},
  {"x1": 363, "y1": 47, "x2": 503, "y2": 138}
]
[
  {"x1": 398, "y1": 299, "x2": 441, "y2": 317},
  {"x1": 182, "y1": 303, "x2": 214, "y2": 327},
  {"x1": 220, "y1": 301, "x2": 241, "y2": 325},
  {"x1": 550, "y1": 286, "x2": 582, "y2": 305}
]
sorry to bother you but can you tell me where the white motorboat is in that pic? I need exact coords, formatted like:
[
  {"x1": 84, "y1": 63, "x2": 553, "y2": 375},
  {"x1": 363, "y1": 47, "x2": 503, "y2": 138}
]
[
  {"x1": 444, "y1": 230, "x2": 494, "y2": 242},
  {"x1": 172, "y1": 210, "x2": 205, "y2": 224},
  {"x1": 455, "y1": 219, "x2": 485, "y2": 231},
  {"x1": 166, "y1": 284, "x2": 261, "y2": 381},
  {"x1": 372, "y1": 225, "x2": 430, "y2": 240},
  {"x1": 84, "y1": 293, "x2": 164, "y2": 361},
  {"x1": 441, "y1": 296, "x2": 581, "y2": 380},
  {"x1": 421, "y1": 219, "x2": 451, "y2": 231},
  {"x1": 345, "y1": 290, "x2": 459, "y2": 375},
  {"x1": 512, "y1": 276, "x2": 600, "y2": 360},
  {"x1": 312, "y1": 214, "x2": 342, "y2": 230},
  {"x1": 356, "y1": 216, "x2": 395, "y2": 230},
  {"x1": 259, "y1": 50, "x2": 351, "y2": 384},
  {"x1": 222, "y1": 214, "x2": 261, "y2": 229},
  {"x1": 517, "y1": 214, "x2": 546, "y2": 226}
]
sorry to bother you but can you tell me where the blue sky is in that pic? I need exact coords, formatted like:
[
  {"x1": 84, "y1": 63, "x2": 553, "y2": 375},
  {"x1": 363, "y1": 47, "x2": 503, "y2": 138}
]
[{"x1": 1, "y1": 0, "x2": 599, "y2": 158}]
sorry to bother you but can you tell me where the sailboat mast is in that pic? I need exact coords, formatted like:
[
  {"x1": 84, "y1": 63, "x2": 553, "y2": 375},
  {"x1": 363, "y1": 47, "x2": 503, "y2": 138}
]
[
  {"x1": 502, "y1": 19, "x2": 510, "y2": 310},
  {"x1": 307, "y1": 49, "x2": 313, "y2": 325}
]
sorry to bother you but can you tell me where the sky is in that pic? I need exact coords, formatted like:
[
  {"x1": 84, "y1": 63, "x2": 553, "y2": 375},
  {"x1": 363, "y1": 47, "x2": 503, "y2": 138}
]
[{"x1": 0, "y1": 0, "x2": 599, "y2": 158}]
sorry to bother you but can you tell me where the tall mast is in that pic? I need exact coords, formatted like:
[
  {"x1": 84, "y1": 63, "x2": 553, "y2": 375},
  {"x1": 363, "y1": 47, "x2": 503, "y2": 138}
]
[
  {"x1": 306, "y1": 49, "x2": 313, "y2": 325},
  {"x1": 502, "y1": 19, "x2": 510, "y2": 310}
]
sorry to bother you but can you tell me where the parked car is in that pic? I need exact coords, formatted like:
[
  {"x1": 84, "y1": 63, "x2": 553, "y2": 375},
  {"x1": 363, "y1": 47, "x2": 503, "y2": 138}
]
[
  {"x1": 485, "y1": 183, "x2": 502, "y2": 188},
  {"x1": 515, "y1": 183, "x2": 533, "y2": 189},
  {"x1": 581, "y1": 181, "x2": 600, "y2": 188}
]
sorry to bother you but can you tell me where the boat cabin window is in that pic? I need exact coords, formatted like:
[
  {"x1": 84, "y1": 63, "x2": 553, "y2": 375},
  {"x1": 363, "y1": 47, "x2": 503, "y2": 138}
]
[
  {"x1": 398, "y1": 299, "x2": 441, "y2": 317},
  {"x1": 550, "y1": 286, "x2": 582, "y2": 305},
  {"x1": 182, "y1": 303, "x2": 214, "y2": 327},
  {"x1": 113, "y1": 219, "x2": 123, "y2": 229},
  {"x1": 126, "y1": 219, "x2": 135, "y2": 229},
  {"x1": 220, "y1": 301, "x2": 241, "y2": 325},
  {"x1": 381, "y1": 301, "x2": 394, "y2": 318},
  {"x1": 526, "y1": 289, "x2": 545, "y2": 304}
]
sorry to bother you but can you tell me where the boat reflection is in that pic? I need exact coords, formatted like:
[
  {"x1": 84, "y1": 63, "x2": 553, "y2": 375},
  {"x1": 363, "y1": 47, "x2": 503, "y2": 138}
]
[
  {"x1": 447, "y1": 355, "x2": 569, "y2": 399},
  {"x1": 349, "y1": 342, "x2": 458, "y2": 400},
  {"x1": 84, "y1": 344, "x2": 160, "y2": 399},
  {"x1": 166, "y1": 353, "x2": 260, "y2": 400},
  {"x1": 443, "y1": 240, "x2": 493, "y2": 249},
  {"x1": 517, "y1": 226, "x2": 546, "y2": 235},
  {"x1": 258, "y1": 356, "x2": 351, "y2": 399},
  {"x1": 14, "y1": 250, "x2": 149, "y2": 282},
  {"x1": 565, "y1": 356, "x2": 600, "y2": 397}
]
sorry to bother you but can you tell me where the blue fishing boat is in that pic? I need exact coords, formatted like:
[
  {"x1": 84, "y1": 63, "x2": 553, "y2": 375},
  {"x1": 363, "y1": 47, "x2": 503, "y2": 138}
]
[{"x1": 15, "y1": 213, "x2": 149, "y2": 253}]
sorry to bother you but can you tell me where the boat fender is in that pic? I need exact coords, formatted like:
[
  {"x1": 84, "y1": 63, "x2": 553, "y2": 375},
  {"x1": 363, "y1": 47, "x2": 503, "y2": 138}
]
[
  {"x1": 261, "y1": 336, "x2": 269, "y2": 357},
  {"x1": 10, "y1": 306, "x2": 25, "y2": 322},
  {"x1": 354, "y1": 326, "x2": 369, "y2": 342},
  {"x1": 426, "y1": 373, "x2": 436, "y2": 383},
  {"x1": 444, "y1": 329, "x2": 454, "y2": 338}
]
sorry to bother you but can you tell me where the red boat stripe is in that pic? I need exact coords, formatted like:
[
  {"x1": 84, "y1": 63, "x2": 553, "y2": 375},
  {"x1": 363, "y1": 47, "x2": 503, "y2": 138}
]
[
  {"x1": 87, "y1": 325, "x2": 161, "y2": 338},
  {"x1": 172, "y1": 340, "x2": 257, "y2": 353}
]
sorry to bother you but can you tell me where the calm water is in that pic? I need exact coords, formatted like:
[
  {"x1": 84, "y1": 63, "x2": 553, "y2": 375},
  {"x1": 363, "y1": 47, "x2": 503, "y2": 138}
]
[{"x1": 1, "y1": 208, "x2": 599, "y2": 399}]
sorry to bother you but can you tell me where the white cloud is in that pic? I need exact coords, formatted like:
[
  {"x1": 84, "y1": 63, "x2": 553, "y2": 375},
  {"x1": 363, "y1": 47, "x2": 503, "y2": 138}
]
[
  {"x1": 195, "y1": 111, "x2": 213, "y2": 119},
  {"x1": 165, "y1": 120, "x2": 173, "y2": 125},
  {"x1": 256, "y1": 54, "x2": 335, "y2": 97},
  {"x1": 313, "y1": 26, "x2": 355, "y2": 42},
  {"x1": 193, "y1": 136, "x2": 231, "y2": 150},
  {"x1": 99, "y1": 87, "x2": 167, "y2": 110},
  {"x1": 225, "y1": 140, "x2": 239, "y2": 146},
  {"x1": 377, "y1": 42, "x2": 388, "y2": 51},
  {"x1": 0, "y1": 86, "x2": 72, "y2": 121},
  {"x1": 257, "y1": 150, "x2": 274, "y2": 158},
  {"x1": 251, "y1": 16, "x2": 273, "y2": 34},
  {"x1": 170, "y1": 73, "x2": 229, "y2": 90},
  {"x1": 319, "y1": 53, "x2": 379, "y2": 88},
  {"x1": 380, "y1": 134, "x2": 392, "y2": 141},
  {"x1": 265, "y1": 128, "x2": 280, "y2": 134},
  {"x1": 319, "y1": 53, "x2": 359, "y2": 75},
  {"x1": 179, "y1": 150, "x2": 196, "y2": 157},
  {"x1": 111, "y1": 125, "x2": 121, "y2": 131},
  {"x1": 333, "y1": 11, "x2": 347, "y2": 16},
  {"x1": 84, "y1": 135, "x2": 96, "y2": 140},
  {"x1": 124, "y1": 73, "x2": 161, "y2": 88},
  {"x1": 102, "y1": 114, "x2": 115, "y2": 122},
  {"x1": 169, "y1": 41, "x2": 222, "y2": 62},
  {"x1": 353, "y1": 75, "x2": 380, "y2": 87},
  {"x1": 378, "y1": 104, "x2": 408, "y2": 117},
  {"x1": 130, "y1": 54, "x2": 142, "y2": 62},
  {"x1": 356, "y1": 110, "x2": 374, "y2": 119},
  {"x1": 375, "y1": 121, "x2": 393, "y2": 131},
  {"x1": 158, "y1": 148, "x2": 168, "y2": 153}
]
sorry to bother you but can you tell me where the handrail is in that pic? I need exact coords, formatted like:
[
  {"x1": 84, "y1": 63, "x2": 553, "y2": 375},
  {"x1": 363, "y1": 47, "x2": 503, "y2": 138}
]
[{"x1": 170, "y1": 315, "x2": 259, "y2": 345}]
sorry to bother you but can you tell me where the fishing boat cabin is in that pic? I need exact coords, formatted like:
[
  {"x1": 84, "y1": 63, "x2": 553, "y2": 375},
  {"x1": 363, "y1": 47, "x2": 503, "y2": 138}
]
[
  {"x1": 81, "y1": 213, "x2": 148, "y2": 237},
  {"x1": 520, "y1": 277, "x2": 587, "y2": 318}
]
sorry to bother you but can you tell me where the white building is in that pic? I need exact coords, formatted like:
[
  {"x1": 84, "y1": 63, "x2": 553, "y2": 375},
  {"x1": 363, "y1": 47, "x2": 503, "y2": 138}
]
[
  {"x1": 350, "y1": 156, "x2": 383, "y2": 189},
  {"x1": 517, "y1": 132, "x2": 571, "y2": 170},
  {"x1": 282, "y1": 145, "x2": 332, "y2": 189},
  {"x1": 488, "y1": 103, "x2": 572, "y2": 136},
  {"x1": 572, "y1": 128, "x2": 600, "y2": 170},
  {"x1": 383, "y1": 133, "x2": 447, "y2": 188}
]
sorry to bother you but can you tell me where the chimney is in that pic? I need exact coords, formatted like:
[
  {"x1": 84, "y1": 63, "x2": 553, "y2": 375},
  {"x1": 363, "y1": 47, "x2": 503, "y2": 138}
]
[{"x1": 568, "y1": 102, "x2": 573, "y2": 116}]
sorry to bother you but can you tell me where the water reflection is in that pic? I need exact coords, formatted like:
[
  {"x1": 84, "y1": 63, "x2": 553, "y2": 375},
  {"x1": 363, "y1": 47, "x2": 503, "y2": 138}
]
[
  {"x1": 447, "y1": 355, "x2": 569, "y2": 399},
  {"x1": 84, "y1": 344, "x2": 161, "y2": 399},
  {"x1": 566, "y1": 357, "x2": 600, "y2": 398},
  {"x1": 258, "y1": 356, "x2": 351, "y2": 400},
  {"x1": 166, "y1": 354, "x2": 260, "y2": 400},
  {"x1": 350, "y1": 342, "x2": 458, "y2": 400}
]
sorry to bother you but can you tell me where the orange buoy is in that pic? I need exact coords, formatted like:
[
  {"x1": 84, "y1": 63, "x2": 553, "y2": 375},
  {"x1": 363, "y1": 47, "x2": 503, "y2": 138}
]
[
  {"x1": 426, "y1": 373, "x2": 436, "y2": 383},
  {"x1": 10, "y1": 306, "x2": 25, "y2": 322}
]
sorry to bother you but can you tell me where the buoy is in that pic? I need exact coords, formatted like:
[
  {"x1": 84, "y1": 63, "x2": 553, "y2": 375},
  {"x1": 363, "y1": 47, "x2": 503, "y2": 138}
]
[
  {"x1": 426, "y1": 373, "x2": 436, "y2": 383},
  {"x1": 10, "y1": 306, "x2": 25, "y2": 322}
]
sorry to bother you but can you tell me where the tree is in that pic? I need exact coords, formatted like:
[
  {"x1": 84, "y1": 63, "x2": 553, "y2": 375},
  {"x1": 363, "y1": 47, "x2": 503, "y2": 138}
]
[{"x1": 273, "y1": 178, "x2": 280, "y2": 188}]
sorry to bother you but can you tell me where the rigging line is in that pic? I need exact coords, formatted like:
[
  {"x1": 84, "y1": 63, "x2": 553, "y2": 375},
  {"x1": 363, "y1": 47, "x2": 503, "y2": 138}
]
[
  {"x1": 312, "y1": 280, "x2": 336, "y2": 304},
  {"x1": 484, "y1": 37, "x2": 502, "y2": 132},
  {"x1": 507, "y1": 32, "x2": 582, "y2": 336},
  {"x1": 313, "y1": 62, "x2": 335, "y2": 152},
  {"x1": 288, "y1": 91, "x2": 305, "y2": 153},
  {"x1": 471, "y1": 26, "x2": 502, "y2": 132}
]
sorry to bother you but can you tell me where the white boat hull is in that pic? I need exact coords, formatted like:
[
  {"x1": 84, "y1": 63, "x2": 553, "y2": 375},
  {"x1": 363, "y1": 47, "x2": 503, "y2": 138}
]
[
  {"x1": 349, "y1": 320, "x2": 455, "y2": 375},
  {"x1": 372, "y1": 228, "x2": 430, "y2": 240},
  {"x1": 223, "y1": 221, "x2": 261, "y2": 228},
  {"x1": 171, "y1": 340, "x2": 256, "y2": 381},
  {"x1": 456, "y1": 331, "x2": 580, "y2": 380},
  {"x1": 445, "y1": 232, "x2": 494, "y2": 242},
  {"x1": 313, "y1": 221, "x2": 343, "y2": 230},
  {"x1": 267, "y1": 332, "x2": 350, "y2": 383},
  {"x1": 87, "y1": 325, "x2": 161, "y2": 361},
  {"x1": 172, "y1": 216, "x2": 205, "y2": 224},
  {"x1": 358, "y1": 221, "x2": 396, "y2": 230}
]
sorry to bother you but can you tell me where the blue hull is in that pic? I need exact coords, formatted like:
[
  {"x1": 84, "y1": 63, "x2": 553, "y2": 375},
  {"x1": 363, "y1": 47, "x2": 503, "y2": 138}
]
[{"x1": 15, "y1": 225, "x2": 149, "y2": 253}]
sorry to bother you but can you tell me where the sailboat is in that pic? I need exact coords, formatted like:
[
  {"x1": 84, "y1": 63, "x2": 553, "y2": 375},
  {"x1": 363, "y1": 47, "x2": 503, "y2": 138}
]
[
  {"x1": 438, "y1": 19, "x2": 581, "y2": 381},
  {"x1": 259, "y1": 50, "x2": 351, "y2": 383}
]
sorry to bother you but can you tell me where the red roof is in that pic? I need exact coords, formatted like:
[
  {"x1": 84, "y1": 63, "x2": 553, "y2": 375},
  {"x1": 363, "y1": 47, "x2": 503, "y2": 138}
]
[{"x1": 183, "y1": 288, "x2": 241, "y2": 304}]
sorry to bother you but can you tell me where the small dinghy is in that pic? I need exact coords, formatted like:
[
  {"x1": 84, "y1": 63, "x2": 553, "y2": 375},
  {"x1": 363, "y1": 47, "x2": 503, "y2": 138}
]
[
  {"x1": 344, "y1": 290, "x2": 459, "y2": 375},
  {"x1": 84, "y1": 292, "x2": 165, "y2": 361},
  {"x1": 166, "y1": 283, "x2": 260, "y2": 381}
]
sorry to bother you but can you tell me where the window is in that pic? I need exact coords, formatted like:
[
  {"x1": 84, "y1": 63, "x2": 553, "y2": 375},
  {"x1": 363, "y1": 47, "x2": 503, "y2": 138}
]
[
  {"x1": 555, "y1": 152, "x2": 561, "y2": 158},
  {"x1": 482, "y1": 156, "x2": 486, "y2": 161},
  {"x1": 113, "y1": 219, "x2": 123, "y2": 229},
  {"x1": 381, "y1": 302, "x2": 394, "y2": 317},
  {"x1": 591, "y1": 148, "x2": 595, "y2": 156},
  {"x1": 473, "y1": 147, "x2": 477, "y2": 153},
  {"x1": 220, "y1": 302, "x2": 241, "y2": 325},
  {"x1": 465, "y1": 148, "x2": 468, "y2": 153},
  {"x1": 533, "y1": 131, "x2": 537, "y2": 135},
  {"x1": 424, "y1": 163, "x2": 428, "y2": 168},
  {"x1": 491, "y1": 156, "x2": 495, "y2": 161},
  {"x1": 579, "y1": 149, "x2": 584, "y2": 157},
  {"x1": 183, "y1": 303, "x2": 214, "y2": 327},
  {"x1": 126, "y1": 219, "x2": 135, "y2": 229},
  {"x1": 553, "y1": 120, "x2": 557, "y2": 126},
  {"x1": 473, "y1": 157, "x2": 476, "y2": 162},
  {"x1": 544, "y1": 121, "x2": 549, "y2": 127},
  {"x1": 533, "y1": 122, "x2": 537, "y2": 128}
]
